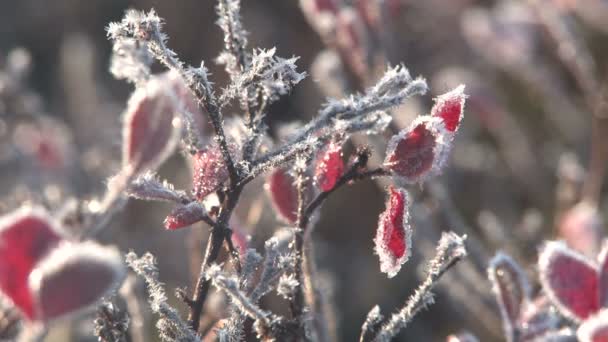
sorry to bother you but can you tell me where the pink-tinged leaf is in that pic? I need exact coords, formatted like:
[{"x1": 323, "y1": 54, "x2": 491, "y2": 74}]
[
  {"x1": 335, "y1": 7, "x2": 370, "y2": 80},
  {"x1": 314, "y1": 141, "x2": 344, "y2": 192},
  {"x1": 488, "y1": 252, "x2": 530, "y2": 341},
  {"x1": 230, "y1": 218, "x2": 249, "y2": 260},
  {"x1": 312, "y1": 0, "x2": 339, "y2": 13},
  {"x1": 299, "y1": 0, "x2": 339, "y2": 40},
  {"x1": 192, "y1": 145, "x2": 229, "y2": 200},
  {"x1": 384, "y1": 116, "x2": 448, "y2": 184},
  {"x1": 578, "y1": 309, "x2": 608, "y2": 342},
  {"x1": 431, "y1": 85, "x2": 466, "y2": 133},
  {"x1": 165, "y1": 71, "x2": 210, "y2": 139},
  {"x1": 598, "y1": 243, "x2": 608, "y2": 307},
  {"x1": 558, "y1": 201, "x2": 602, "y2": 257},
  {"x1": 28, "y1": 242, "x2": 125, "y2": 322},
  {"x1": 266, "y1": 168, "x2": 299, "y2": 224},
  {"x1": 374, "y1": 187, "x2": 412, "y2": 278},
  {"x1": 539, "y1": 241, "x2": 599, "y2": 321},
  {"x1": 0, "y1": 207, "x2": 64, "y2": 320},
  {"x1": 164, "y1": 202, "x2": 206, "y2": 230},
  {"x1": 356, "y1": 0, "x2": 381, "y2": 32},
  {"x1": 123, "y1": 75, "x2": 181, "y2": 175},
  {"x1": 446, "y1": 332, "x2": 479, "y2": 342}
]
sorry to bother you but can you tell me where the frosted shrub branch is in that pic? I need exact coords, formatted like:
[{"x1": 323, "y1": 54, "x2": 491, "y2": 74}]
[
  {"x1": 371, "y1": 232, "x2": 468, "y2": 342},
  {"x1": 125, "y1": 252, "x2": 198, "y2": 342}
]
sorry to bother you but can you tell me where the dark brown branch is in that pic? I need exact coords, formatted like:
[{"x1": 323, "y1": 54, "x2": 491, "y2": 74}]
[{"x1": 290, "y1": 147, "x2": 390, "y2": 326}]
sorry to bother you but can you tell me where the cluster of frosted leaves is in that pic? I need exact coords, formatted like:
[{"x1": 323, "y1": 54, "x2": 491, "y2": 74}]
[
  {"x1": 384, "y1": 85, "x2": 466, "y2": 184},
  {"x1": 374, "y1": 187, "x2": 412, "y2": 278},
  {"x1": 0, "y1": 206, "x2": 125, "y2": 323}
]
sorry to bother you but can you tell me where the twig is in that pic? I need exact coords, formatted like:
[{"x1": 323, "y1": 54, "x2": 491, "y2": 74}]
[{"x1": 371, "y1": 232, "x2": 468, "y2": 341}]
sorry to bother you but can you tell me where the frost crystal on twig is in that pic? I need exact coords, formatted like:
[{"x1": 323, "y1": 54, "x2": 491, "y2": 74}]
[
  {"x1": 215, "y1": 0, "x2": 249, "y2": 75},
  {"x1": 127, "y1": 172, "x2": 188, "y2": 203},
  {"x1": 125, "y1": 252, "x2": 198, "y2": 342},
  {"x1": 359, "y1": 305, "x2": 383, "y2": 342},
  {"x1": 373, "y1": 232, "x2": 467, "y2": 341}
]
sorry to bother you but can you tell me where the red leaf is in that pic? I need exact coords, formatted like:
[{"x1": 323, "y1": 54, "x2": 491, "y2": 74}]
[
  {"x1": 0, "y1": 207, "x2": 64, "y2": 320},
  {"x1": 266, "y1": 168, "x2": 299, "y2": 224},
  {"x1": 384, "y1": 116, "x2": 447, "y2": 183},
  {"x1": 314, "y1": 141, "x2": 344, "y2": 192},
  {"x1": 123, "y1": 75, "x2": 180, "y2": 175},
  {"x1": 164, "y1": 202, "x2": 206, "y2": 230},
  {"x1": 374, "y1": 187, "x2": 411, "y2": 278},
  {"x1": 192, "y1": 145, "x2": 229, "y2": 200},
  {"x1": 578, "y1": 309, "x2": 608, "y2": 342},
  {"x1": 431, "y1": 85, "x2": 466, "y2": 133},
  {"x1": 539, "y1": 242, "x2": 599, "y2": 321},
  {"x1": 29, "y1": 242, "x2": 125, "y2": 322}
]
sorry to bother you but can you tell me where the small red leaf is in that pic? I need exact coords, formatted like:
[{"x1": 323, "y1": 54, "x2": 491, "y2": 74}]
[
  {"x1": 164, "y1": 202, "x2": 206, "y2": 230},
  {"x1": 488, "y1": 252, "x2": 530, "y2": 339},
  {"x1": 192, "y1": 145, "x2": 229, "y2": 200},
  {"x1": 314, "y1": 141, "x2": 344, "y2": 192},
  {"x1": 123, "y1": 75, "x2": 180, "y2": 175},
  {"x1": 266, "y1": 168, "x2": 299, "y2": 224},
  {"x1": 578, "y1": 309, "x2": 608, "y2": 342},
  {"x1": 374, "y1": 187, "x2": 411, "y2": 278},
  {"x1": 29, "y1": 242, "x2": 125, "y2": 322},
  {"x1": 539, "y1": 241, "x2": 599, "y2": 321},
  {"x1": 384, "y1": 116, "x2": 447, "y2": 183},
  {"x1": 431, "y1": 85, "x2": 466, "y2": 133},
  {"x1": 0, "y1": 207, "x2": 64, "y2": 320}
]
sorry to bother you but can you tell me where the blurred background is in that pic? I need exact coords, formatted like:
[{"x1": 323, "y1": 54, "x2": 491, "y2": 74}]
[{"x1": 1, "y1": 0, "x2": 608, "y2": 341}]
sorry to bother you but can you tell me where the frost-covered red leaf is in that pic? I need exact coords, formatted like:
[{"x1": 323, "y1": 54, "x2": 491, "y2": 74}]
[
  {"x1": 431, "y1": 85, "x2": 466, "y2": 133},
  {"x1": 29, "y1": 242, "x2": 125, "y2": 322},
  {"x1": 164, "y1": 202, "x2": 206, "y2": 230},
  {"x1": 384, "y1": 116, "x2": 448, "y2": 184},
  {"x1": 192, "y1": 145, "x2": 229, "y2": 200},
  {"x1": 488, "y1": 252, "x2": 530, "y2": 341},
  {"x1": 578, "y1": 309, "x2": 608, "y2": 342},
  {"x1": 374, "y1": 187, "x2": 412, "y2": 278},
  {"x1": 123, "y1": 74, "x2": 181, "y2": 175},
  {"x1": 266, "y1": 168, "x2": 299, "y2": 224},
  {"x1": 0, "y1": 207, "x2": 64, "y2": 320},
  {"x1": 314, "y1": 140, "x2": 344, "y2": 191},
  {"x1": 539, "y1": 241, "x2": 599, "y2": 321}
]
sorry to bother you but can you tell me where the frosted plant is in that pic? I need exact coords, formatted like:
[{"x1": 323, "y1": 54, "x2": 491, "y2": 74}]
[{"x1": 0, "y1": 0, "x2": 475, "y2": 340}]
